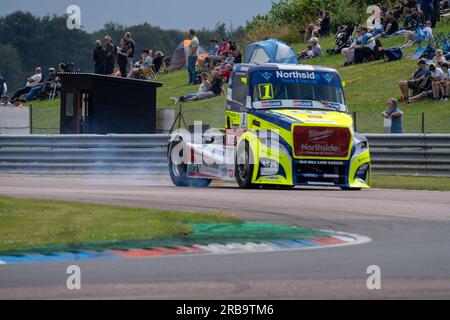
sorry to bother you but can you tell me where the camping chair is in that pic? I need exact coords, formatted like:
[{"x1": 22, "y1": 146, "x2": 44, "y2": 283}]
[
  {"x1": 48, "y1": 81, "x2": 61, "y2": 100},
  {"x1": 139, "y1": 66, "x2": 157, "y2": 80}
]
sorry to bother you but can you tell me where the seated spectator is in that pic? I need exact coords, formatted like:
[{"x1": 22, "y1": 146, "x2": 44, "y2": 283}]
[
  {"x1": 381, "y1": 98, "x2": 404, "y2": 134},
  {"x1": 128, "y1": 49, "x2": 153, "y2": 79},
  {"x1": 234, "y1": 49, "x2": 242, "y2": 64},
  {"x1": 219, "y1": 64, "x2": 232, "y2": 82},
  {"x1": 319, "y1": 11, "x2": 332, "y2": 37},
  {"x1": 439, "y1": 63, "x2": 450, "y2": 101},
  {"x1": 405, "y1": 20, "x2": 433, "y2": 44},
  {"x1": 225, "y1": 50, "x2": 235, "y2": 65},
  {"x1": 309, "y1": 37, "x2": 323, "y2": 57},
  {"x1": 399, "y1": 59, "x2": 430, "y2": 101},
  {"x1": 10, "y1": 67, "x2": 43, "y2": 101},
  {"x1": 215, "y1": 60, "x2": 226, "y2": 72},
  {"x1": 304, "y1": 23, "x2": 320, "y2": 43},
  {"x1": 432, "y1": 49, "x2": 447, "y2": 66},
  {"x1": 1, "y1": 95, "x2": 12, "y2": 107},
  {"x1": 403, "y1": 7, "x2": 423, "y2": 31},
  {"x1": 218, "y1": 38, "x2": 231, "y2": 58},
  {"x1": 172, "y1": 71, "x2": 224, "y2": 103},
  {"x1": 209, "y1": 39, "x2": 219, "y2": 56},
  {"x1": 24, "y1": 67, "x2": 58, "y2": 101},
  {"x1": 429, "y1": 63, "x2": 445, "y2": 99},
  {"x1": 342, "y1": 28, "x2": 363, "y2": 66},
  {"x1": 383, "y1": 11, "x2": 399, "y2": 36},
  {"x1": 353, "y1": 27, "x2": 376, "y2": 64}
]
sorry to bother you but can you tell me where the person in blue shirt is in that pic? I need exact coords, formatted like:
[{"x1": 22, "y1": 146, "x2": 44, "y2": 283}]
[
  {"x1": 353, "y1": 27, "x2": 376, "y2": 64},
  {"x1": 381, "y1": 98, "x2": 404, "y2": 134}
]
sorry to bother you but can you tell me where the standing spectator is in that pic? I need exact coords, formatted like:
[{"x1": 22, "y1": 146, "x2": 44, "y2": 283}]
[
  {"x1": 93, "y1": 40, "x2": 106, "y2": 75},
  {"x1": 381, "y1": 98, "x2": 404, "y2": 134},
  {"x1": 187, "y1": 29, "x2": 199, "y2": 85},
  {"x1": 320, "y1": 11, "x2": 332, "y2": 37},
  {"x1": 419, "y1": 0, "x2": 433, "y2": 22},
  {"x1": 304, "y1": 23, "x2": 320, "y2": 43},
  {"x1": 117, "y1": 38, "x2": 129, "y2": 77},
  {"x1": 104, "y1": 36, "x2": 116, "y2": 76},
  {"x1": 431, "y1": 0, "x2": 440, "y2": 27},
  {"x1": 124, "y1": 32, "x2": 135, "y2": 73},
  {"x1": 0, "y1": 73, "x2": 6, "y2": 97},
  {"x1": 399, "y1": 59, "x2": 430, "y2": 101},
  {"x1": 10, "y1": 67, "x2": 42, "y2": 101},
  {"x1": 353, "y1": 27, "x2": 375, "y2": 64}
]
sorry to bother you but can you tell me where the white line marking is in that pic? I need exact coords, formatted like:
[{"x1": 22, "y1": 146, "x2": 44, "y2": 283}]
[{"x1": 0, "y1": 260, "x2": 6, "y2": 265}]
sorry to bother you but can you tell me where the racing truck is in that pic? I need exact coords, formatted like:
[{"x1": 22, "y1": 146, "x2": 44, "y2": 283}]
[{"x1": 168, "y1": 63, "x2": 371, "y2": 190}]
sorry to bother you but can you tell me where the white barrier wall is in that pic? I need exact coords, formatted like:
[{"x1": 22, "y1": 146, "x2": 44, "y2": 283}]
[{"x1": 0, "y1": 106, "x2": 31, "y2": 134}]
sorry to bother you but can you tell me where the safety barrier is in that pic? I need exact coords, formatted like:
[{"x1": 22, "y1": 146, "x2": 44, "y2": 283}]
[{"x1": 0, "y1": 134, "x2": 449, "y2": 177}]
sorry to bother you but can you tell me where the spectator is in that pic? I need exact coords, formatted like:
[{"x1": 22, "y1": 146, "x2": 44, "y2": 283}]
[
  {"x1": 304, "y1": 23, "x2": 320, "y2": 43},
  {"x1": 405, "y1": 20, "x2": 433, "y2": 44},
  {"x1": 439, "y1": 63, "x2": 450, "y2": 101},
  {"x1": 117, "y1": 38, "x2": 129, "y2": 77},
  {"x1": 225, "y1": 50, "x2": 235, "y2": 65},
  {"x1": 153, "y1": 51, "x2": 165, "y2": 74},
  {"x1": 342, "y1": 28, "x2": 363, "y2": 66},
  {"x1": 403, "y1": 7, "x2": 424, "y2": 31},
  {"x1": 1, "y1": 95, "x2": 12, "y2": 107},
  {"x1": 172, "y1": 72, "x2": 213, "y2": 102},
  {"x1": 419, "y1": 0, "x2": 433, "y2": 21},
  {"x1": 234, "y1": 49, "x2": 242, "y2": 64},
  {"x1": 209, "y1": 39, "x2": 219, "y2": 56},
  {"x1": 320, "y1": 11, "x2": 332, "y2": 37},
  {"x1": 124, "y1": 32, "x2": 135, "y2": 73},
  {"x1": 192, "y1": 71, "x2": 224, "y2": 100},
  {"x1": 399, "y1": 59, "x2": 430, "y2": 101},
  {"x1": 381, "y1": 98, "x2": 404, "y2": 134},
  {"x1": 220, "y1": 64, "x2": 232, "y2": 82},
  {"x1": 128, "y1": 49, "x2": 153, "y2": 79},
  {"x1": 24, "y1": 67, "x2": 57, "y2": 101},
  {"x1": 432, "y1": 49, "x2": 447, "y2": 66},
  {"x1": 218, "y1": 38, "x2": 231, "y2": 58},
  {"x1": 309, "y1": 37, "x2": 323, "y2": 57},
  {"x1": 93, "y1": 40, "x2": 106, "y2": 75},
  {"x1": 383, "y1": 11, "x2": 400, "y2": 36},
  {"x1": 429, "y1": 63, "x2": 444, "y2": 99},
  {"x1": 353, "y1": 27, "x2": 376, "y2": 64},
  {"x1": 0, "y1": 73, "x2": 6, "y2": 97},
  {"x1": 10, "y1": 67, "x2": 43, "y2": 101},
  {"x1": 187, "y1": 29, "x2": 199, "y2": 85},
  {"x1": 103, "y1": 36, "x2": 116, "y2": 76}
]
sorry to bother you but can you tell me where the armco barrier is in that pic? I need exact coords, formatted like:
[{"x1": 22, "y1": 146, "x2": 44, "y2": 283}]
[{"x1": 0, "y1": 134, "x2": 449, "y2": 177}]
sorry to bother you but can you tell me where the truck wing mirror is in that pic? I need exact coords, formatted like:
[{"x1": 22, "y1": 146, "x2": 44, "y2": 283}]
[{"x1": 241, "y1": 77, "x2": 248, "y2": 85}]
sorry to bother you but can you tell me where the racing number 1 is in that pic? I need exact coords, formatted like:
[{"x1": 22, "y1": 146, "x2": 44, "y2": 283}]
[{"x1": 258, "y1": 83, "x2": 274, "y2": 100}]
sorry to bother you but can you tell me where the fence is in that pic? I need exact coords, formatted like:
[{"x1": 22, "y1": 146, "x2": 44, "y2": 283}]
[{"x1": 0, "y1": 134, "x2": 449, "y2": 177}]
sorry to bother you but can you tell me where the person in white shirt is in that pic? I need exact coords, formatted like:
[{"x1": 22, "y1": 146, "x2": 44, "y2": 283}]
[
  {"x1": 432, "y1": 49, "x2": 447, "y2": 66},
  {"x1": 10, "y1": 67, "x2": 42, "y2": 101},
  {"x1": 187, "y1": 29, "x2": 199, "y2": 85},
  {"x1": 429, "y1": 63, "x2": 444, "y2": 99},
  {"x1": 439, "y1": 63, "x2": 450, "y2": 101}
]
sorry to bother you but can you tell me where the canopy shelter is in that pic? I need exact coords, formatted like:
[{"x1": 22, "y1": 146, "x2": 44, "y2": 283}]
[
  {"x1": 169, "y1": 40, "x2": 208, "y2": 71},
  {"x1": 244, "y1": 39, "x2": 298, "y2": 65}
]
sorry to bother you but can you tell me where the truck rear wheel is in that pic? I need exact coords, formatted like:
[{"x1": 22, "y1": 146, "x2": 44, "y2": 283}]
[
  {"x1": 168, "y1": 141, "x2": 212, "y2": 188},
  {"x1": 236, "y1": 141, "x2": 255, "y2": 189}
]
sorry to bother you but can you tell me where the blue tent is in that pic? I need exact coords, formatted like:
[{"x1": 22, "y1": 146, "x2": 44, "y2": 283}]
[{"x1": 244, "y1": 39, "x2": 298, "y2": 64}]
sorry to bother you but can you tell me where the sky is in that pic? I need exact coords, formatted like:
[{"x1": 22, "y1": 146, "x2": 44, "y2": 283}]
[{"x1": 0, "y1": 0, "x2": 274, "y2": 32}]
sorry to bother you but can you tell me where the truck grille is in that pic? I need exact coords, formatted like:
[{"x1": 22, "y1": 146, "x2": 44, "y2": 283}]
[{"x1": 293, "y1": 126, "x2": 351, "y2": 158}]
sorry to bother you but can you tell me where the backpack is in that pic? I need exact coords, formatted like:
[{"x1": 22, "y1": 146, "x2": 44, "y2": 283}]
[{"x1": 384, "y1": 47, "x2": 403, "y2": 62}]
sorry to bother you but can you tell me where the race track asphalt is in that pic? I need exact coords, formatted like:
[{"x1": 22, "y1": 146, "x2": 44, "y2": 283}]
[{"x1": 0, "y1": 175, "x2": 449, "y2": 299}]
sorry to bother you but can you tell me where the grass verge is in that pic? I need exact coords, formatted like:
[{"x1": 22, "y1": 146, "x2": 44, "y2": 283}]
[
  {"x1": 372, "y1": 175, "x2": 450, "y2": 191},
  {"x1": 0, "y1": 196, "x2": 240, "y2": 252}
]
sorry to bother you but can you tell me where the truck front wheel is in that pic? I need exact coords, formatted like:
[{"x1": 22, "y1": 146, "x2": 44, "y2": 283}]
[{"x1": 236, "y1": 141, "x2": 255, "y2": 189}]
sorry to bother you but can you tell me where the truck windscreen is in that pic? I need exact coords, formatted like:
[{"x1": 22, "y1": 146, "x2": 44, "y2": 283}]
[{"x1": 250, "y1": 69, "x2": 346, "y2": 110}]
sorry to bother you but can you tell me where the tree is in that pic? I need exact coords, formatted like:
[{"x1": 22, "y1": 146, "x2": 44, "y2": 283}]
[{"x1": 0, "y1": 44, "x2": 25, "y2": 93}]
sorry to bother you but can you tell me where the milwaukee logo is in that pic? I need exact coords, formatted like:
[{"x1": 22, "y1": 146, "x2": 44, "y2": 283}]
[
  {"x1": 308, "y1": 129, "x2": 334, "y2": 141},
  {"x1": 276, "y1": 71, "x2": 316, "y2": 80}
]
